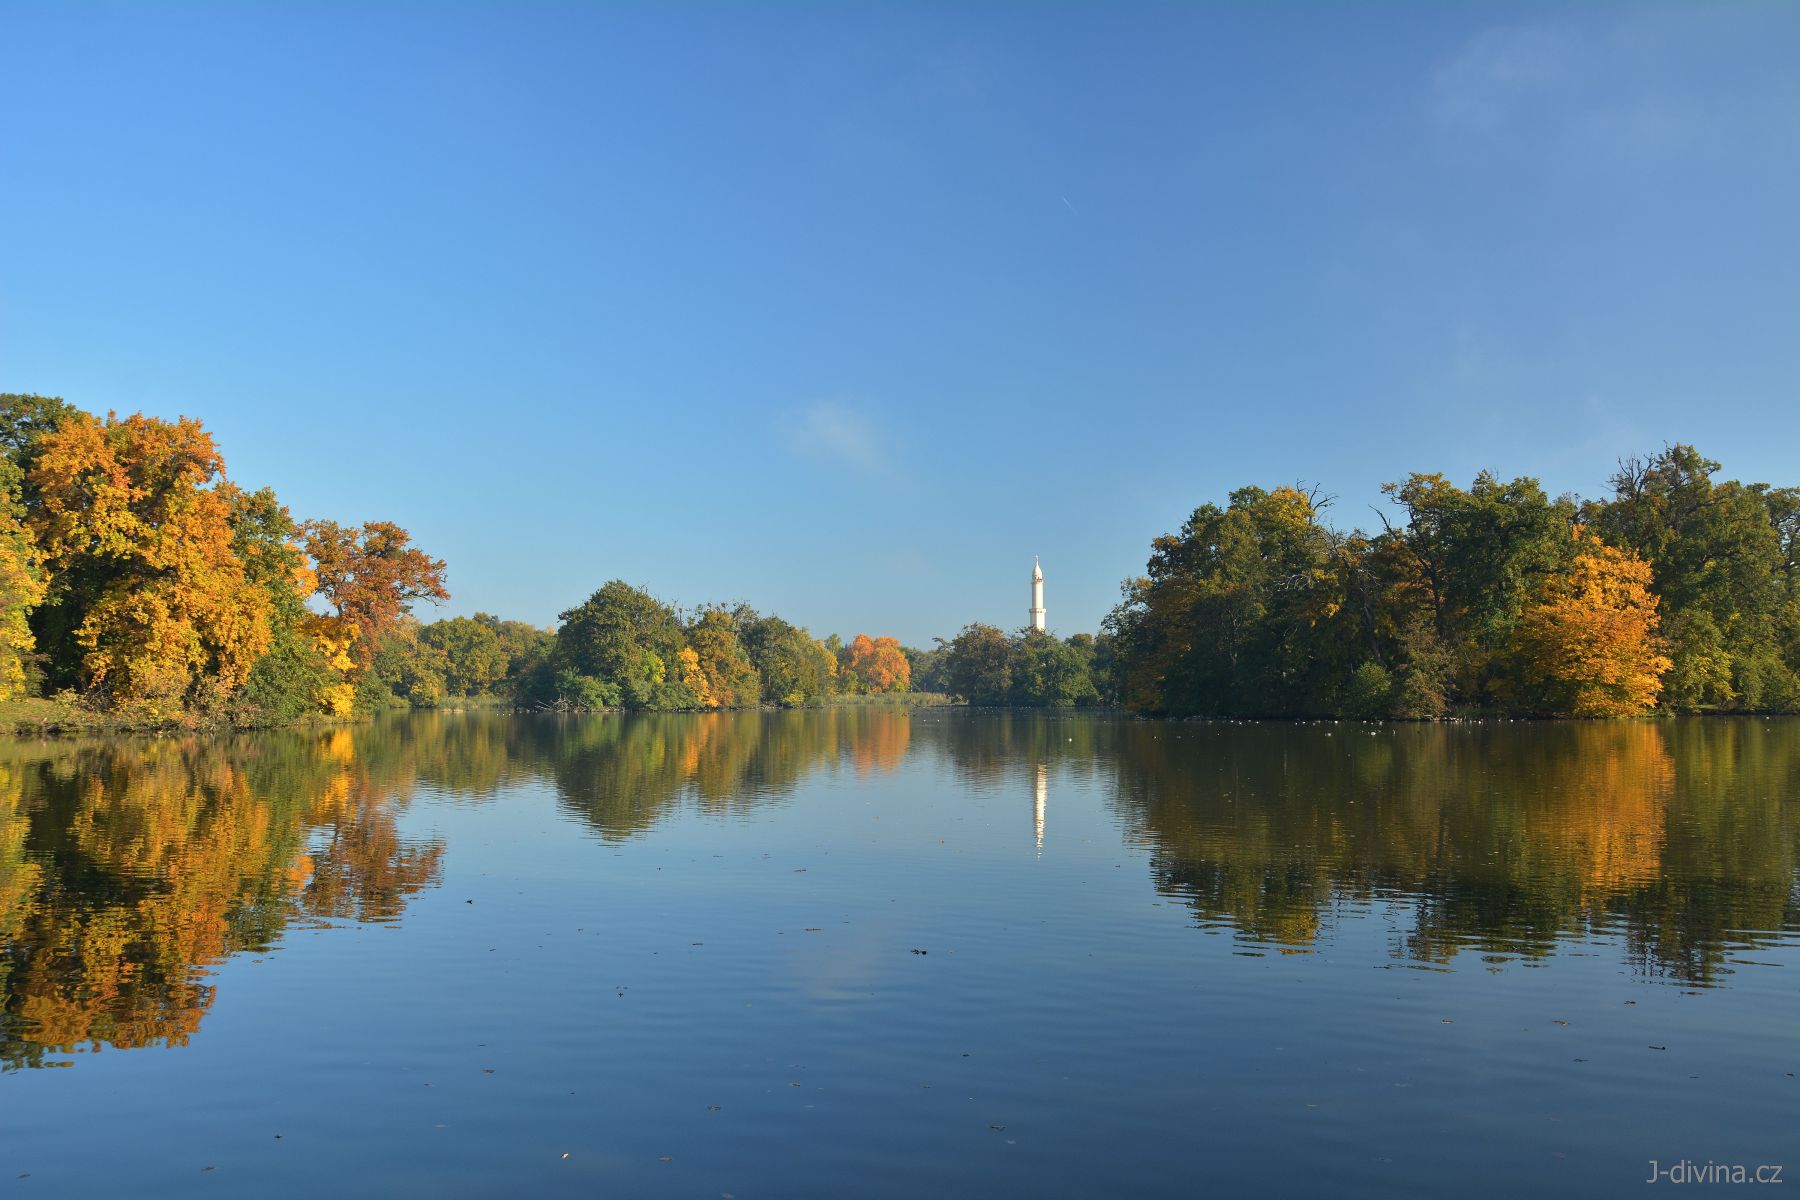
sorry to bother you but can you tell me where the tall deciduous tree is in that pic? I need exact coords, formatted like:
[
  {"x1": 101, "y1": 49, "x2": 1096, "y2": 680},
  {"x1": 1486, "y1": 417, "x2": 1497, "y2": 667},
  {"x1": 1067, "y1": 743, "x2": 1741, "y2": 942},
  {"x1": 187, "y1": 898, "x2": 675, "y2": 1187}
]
[
  {"x1": 1511, "y1": 531, "x2": 1671, "y2": 717},
  {"x1": 548, "y1": 580, "x2": 688, "y2": 709},
  {"x1": 943, "y1": 624, "x2": 1014, "y2": 705},
  {"x1": 28, "y1": 412, "x2": 272, "y2": 711},
  {"x1": 230, "y1": 485, "x2": 352, "y2": 721},
  {"x1": 302, "y1": 519, "x2": 449, "y2": 670},
  {"x1": 1108, "y1": 486, "x2": 1352, "y2": 717},
  {"x1": 737, "y1": 609, "x2": 836, "y2": 706},
  {"x1": 686, "y1": 608, "x2": 761, "y2": 708},
  {"x1": 1585, "y1": 445, "x2": 1800, "y2": 711},
  {"x1": 840, "y1": 634, "x2": 911, "y2": 694}
]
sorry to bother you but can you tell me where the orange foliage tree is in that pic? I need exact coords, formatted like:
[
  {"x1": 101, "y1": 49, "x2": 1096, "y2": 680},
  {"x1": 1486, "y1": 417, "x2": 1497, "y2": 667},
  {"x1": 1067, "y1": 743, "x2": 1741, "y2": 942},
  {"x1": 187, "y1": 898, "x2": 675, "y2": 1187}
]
[
  {"x1": 28, "y1": 412, "x2": 272, "y2": 711},
  {"x1": 841, "y1": 634, "x2": 911, "y2": 694},
  {"x1": 302, "y1": 520, "x2": 449, "y2": 671},
  {"x1": 1514, "y1": 530, "x2": 1672, "y2": 716}
]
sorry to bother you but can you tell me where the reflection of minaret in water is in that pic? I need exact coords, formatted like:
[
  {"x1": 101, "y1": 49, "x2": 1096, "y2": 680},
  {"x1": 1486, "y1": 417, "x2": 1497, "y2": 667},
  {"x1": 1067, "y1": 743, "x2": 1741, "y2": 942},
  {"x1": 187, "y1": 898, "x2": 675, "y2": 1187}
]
[{"x1": 1033, "y1": 763, "x2": 1047, "y2": 854}]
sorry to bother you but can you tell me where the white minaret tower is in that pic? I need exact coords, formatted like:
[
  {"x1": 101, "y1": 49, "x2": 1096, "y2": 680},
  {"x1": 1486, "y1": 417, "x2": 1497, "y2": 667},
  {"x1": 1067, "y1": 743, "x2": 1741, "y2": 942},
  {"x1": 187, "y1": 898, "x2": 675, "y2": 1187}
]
[{"x1": 1029, "y1": 557, "x2": 1046, "y2": 632}]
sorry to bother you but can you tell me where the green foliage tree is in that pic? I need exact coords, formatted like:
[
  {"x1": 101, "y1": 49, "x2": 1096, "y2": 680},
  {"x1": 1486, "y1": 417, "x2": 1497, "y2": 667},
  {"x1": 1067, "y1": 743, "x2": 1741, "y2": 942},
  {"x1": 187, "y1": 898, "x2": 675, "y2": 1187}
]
[
  {"x1": 230, "y1": 487, "x2": 338, "y2": 724},
  {"x1": 903, "y1": 643, "x2": 951, "y2": 694},
  {"x1": 543, "y1": 581, "x2": 688, "y2": 710},
  {"x1": 419, "y1": 615, "x2": 507, "y2": 697},
  {"x1": 1585, "y1": 445, "x2": 1800, "y2": 712},
  {"x1": 1009, "y1": 629, "x2": 1101, "y2": 707},
  {"x1": 738, "y1": 609, "x2": 836, "y2": 706},
  {"x1": 1108, "y1": 486, "x2": 1355, "y2": 717},
  {"x1": 943, "y1": 623, "x2": 1013, "y2": 705},
  {"x1": 1112, "y1": 451, "x2": 1800, "y2": 719}
]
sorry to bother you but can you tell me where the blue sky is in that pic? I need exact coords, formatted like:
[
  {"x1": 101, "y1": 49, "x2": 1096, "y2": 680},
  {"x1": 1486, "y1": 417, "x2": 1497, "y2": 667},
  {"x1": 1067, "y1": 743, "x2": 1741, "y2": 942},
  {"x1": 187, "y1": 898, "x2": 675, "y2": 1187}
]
[{"x1": 3, "y1": 2, "x2": 1797, "y2": 645}]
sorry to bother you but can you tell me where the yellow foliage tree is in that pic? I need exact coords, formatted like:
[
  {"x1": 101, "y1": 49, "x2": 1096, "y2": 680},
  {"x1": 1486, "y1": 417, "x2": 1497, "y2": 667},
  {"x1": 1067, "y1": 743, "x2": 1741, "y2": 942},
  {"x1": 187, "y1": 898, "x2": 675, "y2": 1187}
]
[
  {"x1": 1515, "y1": 530, "x2": 1672, "y2": 716},
  {"x1": 677, "y1": 646, "x2": 716, "y2": 708},
  {"x1": 685, "y1": 609, "x2": 760, "y2": 708},
  {"x1": 28, "y1": 412, "x2": 272, "y2": 713},
  {"x1": 305, "y1": 615, "x2": 360, "y2": 716},
  {"x1": 0, "y1": 460, "x2": 46, "y2": 699}
]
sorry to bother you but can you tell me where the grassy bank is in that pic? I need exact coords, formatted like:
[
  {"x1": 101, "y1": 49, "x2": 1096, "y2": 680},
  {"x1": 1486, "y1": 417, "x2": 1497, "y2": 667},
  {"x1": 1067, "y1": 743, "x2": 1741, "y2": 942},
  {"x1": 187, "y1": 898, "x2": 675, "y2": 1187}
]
[
  {"x1": 0, "y1": 697, "x2": 248, "y2": 736},
  {"x1": 0, "y1": 696, "x2": 367, "y2": 737},
  {"x1": 826, "y1": 692, "x2": 959, "y2": 707}
]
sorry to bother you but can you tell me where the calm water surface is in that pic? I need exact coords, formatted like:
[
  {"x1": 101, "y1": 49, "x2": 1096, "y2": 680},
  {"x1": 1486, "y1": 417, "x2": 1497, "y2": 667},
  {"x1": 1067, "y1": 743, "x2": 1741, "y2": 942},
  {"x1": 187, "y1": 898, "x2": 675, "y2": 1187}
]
[{"x1": 2, "y1": 711, "x2": 1796, "y2": 1197}]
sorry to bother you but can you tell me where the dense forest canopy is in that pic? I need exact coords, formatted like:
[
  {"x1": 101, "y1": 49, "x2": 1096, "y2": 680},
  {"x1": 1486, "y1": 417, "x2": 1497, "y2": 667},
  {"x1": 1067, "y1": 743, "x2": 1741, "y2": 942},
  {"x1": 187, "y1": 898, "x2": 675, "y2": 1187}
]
[
  {"x1": 0, "y1": 393, "x2": 453, "y2": 723},
  {"x1": 1105, "y1": 447, "x2": 1800, "y2": 718}
]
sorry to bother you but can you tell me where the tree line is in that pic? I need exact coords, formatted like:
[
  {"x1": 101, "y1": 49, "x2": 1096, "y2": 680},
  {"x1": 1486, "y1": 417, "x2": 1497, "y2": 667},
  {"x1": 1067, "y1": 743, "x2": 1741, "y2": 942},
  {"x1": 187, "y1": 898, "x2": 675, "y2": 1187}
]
[
  {"x1": 1104, "y1": 446, "x2": 1800, "y2": 718},
  {"x1": 504, "y1": 579, "x2": 915, "y2": 711},
  {"x1": 0, "y1": 394, "x2": 947, "y2": 720},
  {"x1": 7, "y1": 391, "x2": 1783, "y2": 722}
]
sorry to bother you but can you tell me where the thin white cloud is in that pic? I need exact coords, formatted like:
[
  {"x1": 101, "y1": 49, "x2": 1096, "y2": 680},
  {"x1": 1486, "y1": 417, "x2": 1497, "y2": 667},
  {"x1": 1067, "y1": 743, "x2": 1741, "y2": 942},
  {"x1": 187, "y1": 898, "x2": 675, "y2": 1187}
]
[
  {"x1": 1428, "y1": 9, "x2": 1800, "y2": 159},
  {"x1": 783, "y1": 398, "x2": 899, "y2": 482},
  {"x1": 1429, "y1": 24, "x2": 1573, "y2": 136}
]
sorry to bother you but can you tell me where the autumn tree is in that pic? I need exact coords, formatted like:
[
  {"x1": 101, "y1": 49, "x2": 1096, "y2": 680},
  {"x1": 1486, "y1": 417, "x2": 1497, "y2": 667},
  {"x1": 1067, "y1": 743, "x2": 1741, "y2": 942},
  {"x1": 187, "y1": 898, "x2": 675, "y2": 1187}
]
[
  {"x1": 1512, "y1": 530, "x2": 1671, "y2": 716},
  {"x1": 685, "y1": 607, "x2": 761, "y2": 708},
  {"x1": 27, "y1": 411, "x2": 273, "y2": 711},
  {"x1": 302, "y1": 519, "x2": 448, "y2": 672},
  {"x1": 840, "y1": 633, "x2": 911, "y2": 694}
]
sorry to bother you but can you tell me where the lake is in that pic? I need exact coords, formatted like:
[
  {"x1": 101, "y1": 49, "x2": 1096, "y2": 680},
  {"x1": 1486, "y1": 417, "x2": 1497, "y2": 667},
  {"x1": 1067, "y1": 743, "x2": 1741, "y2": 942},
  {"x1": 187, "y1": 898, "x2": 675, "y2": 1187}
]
[{"x1": 2, "y1": 710, "x2": 1796, "y2": 1197}]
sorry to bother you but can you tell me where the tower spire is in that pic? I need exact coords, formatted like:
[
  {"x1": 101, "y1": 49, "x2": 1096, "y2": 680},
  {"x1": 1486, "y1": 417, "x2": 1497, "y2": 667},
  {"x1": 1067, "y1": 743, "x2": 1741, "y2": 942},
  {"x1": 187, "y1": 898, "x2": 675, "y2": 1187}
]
[{"x1": 1029, "y1": 556, "x2": 1046, "y2": 632}]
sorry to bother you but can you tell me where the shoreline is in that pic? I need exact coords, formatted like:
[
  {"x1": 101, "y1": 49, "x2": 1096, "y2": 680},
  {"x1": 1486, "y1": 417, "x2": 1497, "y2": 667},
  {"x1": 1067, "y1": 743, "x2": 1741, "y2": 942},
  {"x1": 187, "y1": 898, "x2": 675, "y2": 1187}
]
[{"x1": 5, "y1": 696, "x2": 1796, "y2": 742}]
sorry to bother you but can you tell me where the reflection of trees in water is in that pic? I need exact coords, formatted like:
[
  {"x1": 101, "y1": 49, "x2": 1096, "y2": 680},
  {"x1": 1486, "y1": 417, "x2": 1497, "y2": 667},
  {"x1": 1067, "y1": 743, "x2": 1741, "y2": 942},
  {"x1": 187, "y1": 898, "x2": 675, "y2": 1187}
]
[
  {"x1": 533, "y1": 707, "x2": 916, "y2": 840},
  {"x1": 1108, "y1": 720, "x2": 1800, "y2": 983},
  {"x1": 0, "y1": 731, "x2": 444, "y2": 1070},
  {"x1": 910, "y1": 710, "x2": 1117, "y2": 795},
  {"x1": 4, "y1": 711, "x2": 1796, "y2": 1068}
]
